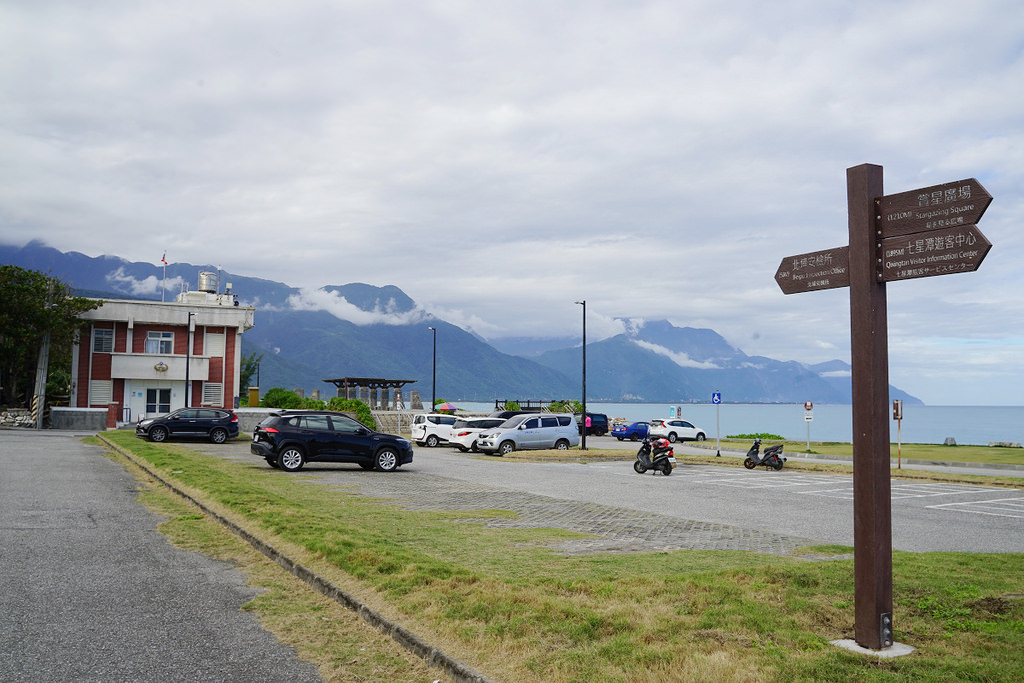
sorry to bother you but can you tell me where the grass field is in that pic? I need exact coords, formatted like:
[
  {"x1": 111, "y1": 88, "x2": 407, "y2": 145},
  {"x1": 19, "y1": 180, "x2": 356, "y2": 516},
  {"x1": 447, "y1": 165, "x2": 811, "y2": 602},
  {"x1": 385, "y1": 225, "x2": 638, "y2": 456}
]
[{"x1": 99, "y1": 431, "x2": 1024, "y2": 682}]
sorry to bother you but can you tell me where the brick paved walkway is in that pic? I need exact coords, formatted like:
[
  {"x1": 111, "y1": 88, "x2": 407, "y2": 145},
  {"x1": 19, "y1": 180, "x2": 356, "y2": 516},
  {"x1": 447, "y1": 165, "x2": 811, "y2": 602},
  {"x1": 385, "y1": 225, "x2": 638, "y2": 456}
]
[{"x1": 336, "y1": 472, "x2": 822, "y2": 556}]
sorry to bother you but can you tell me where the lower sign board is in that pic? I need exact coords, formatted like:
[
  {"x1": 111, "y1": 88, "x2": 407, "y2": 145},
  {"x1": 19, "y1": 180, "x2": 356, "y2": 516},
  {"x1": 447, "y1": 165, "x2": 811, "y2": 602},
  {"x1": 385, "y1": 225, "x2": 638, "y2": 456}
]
[
  {"x1": 881, "y1": 224, "x2": 991, "y2": 282},
  {"x1": 774, "y1": 246, "x2": 849, "y2": 294}
]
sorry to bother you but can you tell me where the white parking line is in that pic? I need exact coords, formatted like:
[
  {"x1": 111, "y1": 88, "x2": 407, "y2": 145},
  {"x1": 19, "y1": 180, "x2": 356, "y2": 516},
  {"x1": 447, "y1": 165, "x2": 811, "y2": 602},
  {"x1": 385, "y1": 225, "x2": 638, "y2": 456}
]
[{"x1": 928, "y1": 497, "x2": 1024, "y2": 519}]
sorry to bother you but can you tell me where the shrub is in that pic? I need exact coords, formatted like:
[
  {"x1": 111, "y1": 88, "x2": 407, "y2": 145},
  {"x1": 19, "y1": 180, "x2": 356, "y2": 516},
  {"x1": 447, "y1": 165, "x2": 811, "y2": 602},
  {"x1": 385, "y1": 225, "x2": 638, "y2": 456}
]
[
  {"x1": 325, "y1": 397, "x2": 375, "y2": 429},
  {"x1": 261, "y1": 387, "x2": 304, "y2": 409}
]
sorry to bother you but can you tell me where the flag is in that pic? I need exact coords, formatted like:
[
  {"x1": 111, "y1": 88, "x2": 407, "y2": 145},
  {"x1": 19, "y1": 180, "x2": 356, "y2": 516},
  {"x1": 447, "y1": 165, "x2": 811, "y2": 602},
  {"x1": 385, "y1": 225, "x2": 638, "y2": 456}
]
[{"x1": 161, "y1": 252, "x2": 167, "y2": 265}]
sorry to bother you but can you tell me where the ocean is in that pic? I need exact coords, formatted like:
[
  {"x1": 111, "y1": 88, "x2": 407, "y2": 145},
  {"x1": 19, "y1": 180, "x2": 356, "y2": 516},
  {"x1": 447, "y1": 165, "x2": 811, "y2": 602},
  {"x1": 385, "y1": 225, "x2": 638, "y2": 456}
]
[{"x1": 451, "y1": 402, "x2": 1024, "y2": 446}]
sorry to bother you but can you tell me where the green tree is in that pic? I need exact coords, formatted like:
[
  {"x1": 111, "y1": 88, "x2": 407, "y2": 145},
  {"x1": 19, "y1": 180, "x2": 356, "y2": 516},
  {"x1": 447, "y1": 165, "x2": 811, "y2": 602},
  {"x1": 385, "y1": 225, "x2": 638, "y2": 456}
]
[
  {"x1": 0, "y1": 265, "x2": 101, "y2": 408},
  {"x1": 239, "y1": 350, "x2": 263, "y2": 390},
  {"x1": 325, "y1": 397, "x2": 375, "y2": 428},
  {"x1": 260, "y1": 387, "x2": 304, "y2": 409}
]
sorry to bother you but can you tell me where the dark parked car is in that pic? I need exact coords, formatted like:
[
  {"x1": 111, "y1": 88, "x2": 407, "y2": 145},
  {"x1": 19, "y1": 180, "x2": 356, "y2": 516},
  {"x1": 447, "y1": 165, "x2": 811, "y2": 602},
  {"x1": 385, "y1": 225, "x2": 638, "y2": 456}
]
[
  {"x1": 250, "y1": 410, "x2": 413, "y2": 473},
  {"x1": 575, "y1": 412, "x2": 609, "y2": 436},
  {"x1": 135, "y1": 407, "x2": 239, "y2": 444},
  {"x1": 611, "y1": 421, "x2": 650, "y2": 441}
]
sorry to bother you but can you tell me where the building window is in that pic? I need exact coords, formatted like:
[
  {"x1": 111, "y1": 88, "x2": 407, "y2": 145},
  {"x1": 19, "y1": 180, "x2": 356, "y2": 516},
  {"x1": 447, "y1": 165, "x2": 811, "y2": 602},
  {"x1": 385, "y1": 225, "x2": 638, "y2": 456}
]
[
  {"x1": 205, "y1": 332, "x2": 225, "y2": 357},
  {"x1": 146, "y1": 388, "x2": 171, "y2": 414},
  {"x1": 93, "y1": 328, "x2": 113, "y2": 353},
  {"x1": 90, "y1": 380, "x2": 112, "y2": 405},
  {"x1": 202, "y1": 382, "x2": 223, "y2": 406},
  {"x1": 145, "y1": 331, "x2": 174, "y2": 354}
]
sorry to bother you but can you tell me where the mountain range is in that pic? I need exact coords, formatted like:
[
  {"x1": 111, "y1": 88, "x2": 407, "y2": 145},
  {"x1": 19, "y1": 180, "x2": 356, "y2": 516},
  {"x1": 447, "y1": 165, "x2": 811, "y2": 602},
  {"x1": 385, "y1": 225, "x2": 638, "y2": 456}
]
[{"x1": 1, "y1": 241, "x2": 922, "y2": 405}]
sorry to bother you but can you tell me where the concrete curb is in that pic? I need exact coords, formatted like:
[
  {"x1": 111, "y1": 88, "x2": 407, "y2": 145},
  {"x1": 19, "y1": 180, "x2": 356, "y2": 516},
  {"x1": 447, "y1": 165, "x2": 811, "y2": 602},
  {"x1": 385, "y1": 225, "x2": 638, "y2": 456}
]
[{"x1": 98, "y1": 434, "x2": 496, "y2": 683}]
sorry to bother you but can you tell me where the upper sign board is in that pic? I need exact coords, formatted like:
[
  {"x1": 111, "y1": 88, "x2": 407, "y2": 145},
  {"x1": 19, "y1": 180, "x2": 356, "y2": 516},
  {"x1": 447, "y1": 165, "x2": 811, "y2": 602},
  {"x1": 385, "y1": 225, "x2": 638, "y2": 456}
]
[
  {"x1": 774, "y1": 246, "x2": 849, "y2": 295},
  {"x1": 878, "y1": 178, "x2": 992, "y2": 239}
]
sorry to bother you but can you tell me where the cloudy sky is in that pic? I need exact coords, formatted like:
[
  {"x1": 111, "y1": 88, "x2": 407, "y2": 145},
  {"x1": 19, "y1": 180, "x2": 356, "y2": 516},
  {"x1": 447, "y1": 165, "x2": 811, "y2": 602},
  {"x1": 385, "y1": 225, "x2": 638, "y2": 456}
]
[{"x1": 2, "y1": 0, "x2": 1022, "y2": 405}]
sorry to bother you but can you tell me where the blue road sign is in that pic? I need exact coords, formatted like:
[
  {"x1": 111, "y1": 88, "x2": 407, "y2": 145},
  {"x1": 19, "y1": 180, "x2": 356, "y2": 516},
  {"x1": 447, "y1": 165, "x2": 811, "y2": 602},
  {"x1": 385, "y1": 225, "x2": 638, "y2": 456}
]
[{"x1": 712, "y1": 392, "x2": 721, "y2": 404}]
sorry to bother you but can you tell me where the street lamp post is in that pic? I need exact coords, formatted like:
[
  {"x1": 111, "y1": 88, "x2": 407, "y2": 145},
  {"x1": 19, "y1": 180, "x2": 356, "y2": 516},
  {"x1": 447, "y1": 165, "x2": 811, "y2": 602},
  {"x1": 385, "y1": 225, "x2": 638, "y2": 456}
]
[
  {"x1": 185, "y1": 311, "x2": 195, "y2": 408},
  {"x1": 574, "y1": 300, "x2": 586, "y2": 450},
  {"x1": 428, "y1": 326, "x2": 436, "y2": 411}
]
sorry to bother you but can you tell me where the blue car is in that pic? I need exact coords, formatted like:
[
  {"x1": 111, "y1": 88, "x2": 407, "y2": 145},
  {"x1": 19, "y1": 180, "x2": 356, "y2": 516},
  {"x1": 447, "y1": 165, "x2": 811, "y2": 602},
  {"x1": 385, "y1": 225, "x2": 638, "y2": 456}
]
[{"x1": 611, "y1": 421, "x2": 650, "y2": 441}]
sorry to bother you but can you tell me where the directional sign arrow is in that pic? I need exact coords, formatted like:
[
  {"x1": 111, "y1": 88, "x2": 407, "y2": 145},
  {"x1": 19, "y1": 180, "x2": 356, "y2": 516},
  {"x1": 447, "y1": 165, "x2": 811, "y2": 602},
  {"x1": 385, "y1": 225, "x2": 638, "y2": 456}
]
[
  {"x1": 878, "y1": 178, "x2": 992, "y2": 238},
  {"x1": 774, "y1": 246, "x2": 849, "y2": 295},
  {"x1": 881, "y1": 223, "x2": 992, "y2": 282}
]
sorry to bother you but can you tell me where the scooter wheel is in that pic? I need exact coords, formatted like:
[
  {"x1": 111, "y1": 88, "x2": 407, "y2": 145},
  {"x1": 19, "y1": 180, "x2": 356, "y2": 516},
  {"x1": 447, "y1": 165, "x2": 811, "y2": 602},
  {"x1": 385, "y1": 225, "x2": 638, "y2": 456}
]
[
  {"x1": 743, "y1": 458, "x2": 756, "y2": 470},
  {"x1": 772, "y1": 459, "x2": 784, "y2": 471},
  {"x1": 661, "y1": 463, "x2": 672, "y2": 476},
  {"x1": 633, "y1": 460, "x2": 647, "y2": 474}
]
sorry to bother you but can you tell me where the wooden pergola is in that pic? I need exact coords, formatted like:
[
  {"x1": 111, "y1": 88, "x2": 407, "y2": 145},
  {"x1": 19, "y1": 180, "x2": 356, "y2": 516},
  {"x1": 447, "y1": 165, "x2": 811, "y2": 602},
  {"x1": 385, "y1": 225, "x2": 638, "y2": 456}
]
[{"x1": 322, "y1": 377, "x2": 418, "y2": 410}]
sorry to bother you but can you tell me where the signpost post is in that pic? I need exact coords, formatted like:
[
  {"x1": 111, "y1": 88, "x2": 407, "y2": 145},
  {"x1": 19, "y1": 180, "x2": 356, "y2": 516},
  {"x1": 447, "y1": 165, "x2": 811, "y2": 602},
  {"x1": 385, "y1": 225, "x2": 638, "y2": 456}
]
[
  {"x1": 776, "y1": 165, "x2": 993, "y2": 651},
  {"x1": 804, "y1": 400, "x2": 813, "y2": 451},
  {"x1": 893, "y1": 400, "x2": 903, "y2": 469},
  {"x1": 712, "y1": 391, "x2": 722, "y2": 457}
]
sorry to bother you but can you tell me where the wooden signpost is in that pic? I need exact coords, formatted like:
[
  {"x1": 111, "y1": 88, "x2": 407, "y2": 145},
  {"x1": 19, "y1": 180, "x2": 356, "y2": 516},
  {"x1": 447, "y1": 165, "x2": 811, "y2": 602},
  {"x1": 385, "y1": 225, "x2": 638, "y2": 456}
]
[{"x1": 776, "y1": 165, "x2": 993, "y2": 651}]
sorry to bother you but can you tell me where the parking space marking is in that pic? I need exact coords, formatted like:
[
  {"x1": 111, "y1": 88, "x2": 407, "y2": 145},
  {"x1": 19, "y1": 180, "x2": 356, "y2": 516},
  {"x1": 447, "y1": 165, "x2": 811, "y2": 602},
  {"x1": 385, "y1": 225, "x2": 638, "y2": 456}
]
[{"x1": 928, "y1": 496, "x2": 1024, "y2": 519}]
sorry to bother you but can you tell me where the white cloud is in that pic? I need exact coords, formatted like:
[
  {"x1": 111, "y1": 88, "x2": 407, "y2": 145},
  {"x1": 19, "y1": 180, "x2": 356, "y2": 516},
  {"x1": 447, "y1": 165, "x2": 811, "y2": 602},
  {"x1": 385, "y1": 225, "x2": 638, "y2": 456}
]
[
  {"x1": 105, "y1": 267, "x2": 185, "y2": 297},
  {"x1": 287, "y1": 288, "x2": 429, "y2": 326},
  {"x1": 631, "y1": 339, "x2": 720, "y2": 370}
]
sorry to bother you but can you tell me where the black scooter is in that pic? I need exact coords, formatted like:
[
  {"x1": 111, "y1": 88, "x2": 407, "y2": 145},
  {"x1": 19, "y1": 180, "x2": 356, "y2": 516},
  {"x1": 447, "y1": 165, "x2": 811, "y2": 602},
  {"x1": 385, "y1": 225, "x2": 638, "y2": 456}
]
[
  {"x1": 743, "y1": 438, "x2": 786, "y2": 470},
  {"x1": 633, "y1": 436, "x2": 676, "y2": 475}
]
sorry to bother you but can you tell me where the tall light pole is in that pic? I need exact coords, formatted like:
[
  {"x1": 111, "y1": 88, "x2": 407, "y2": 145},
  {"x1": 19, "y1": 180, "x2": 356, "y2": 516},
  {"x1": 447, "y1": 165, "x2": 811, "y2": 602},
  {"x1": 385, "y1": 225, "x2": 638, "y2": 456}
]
[
  {"x1": 574, "y1": 300, "x2": 586, "y2": 450},
  {"x1": 185, "y1": 311, "x2": 195, "y2": 408},
  {"x1": 428, "y1": 326, "x2": 436, "y2": 411}
]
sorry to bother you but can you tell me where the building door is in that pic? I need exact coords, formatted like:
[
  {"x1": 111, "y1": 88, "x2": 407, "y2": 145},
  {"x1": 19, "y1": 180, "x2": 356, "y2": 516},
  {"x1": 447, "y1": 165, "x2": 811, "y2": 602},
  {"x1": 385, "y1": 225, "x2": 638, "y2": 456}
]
[{"x1": 146, "y1": 388, "x2": 171, "y2": 416}]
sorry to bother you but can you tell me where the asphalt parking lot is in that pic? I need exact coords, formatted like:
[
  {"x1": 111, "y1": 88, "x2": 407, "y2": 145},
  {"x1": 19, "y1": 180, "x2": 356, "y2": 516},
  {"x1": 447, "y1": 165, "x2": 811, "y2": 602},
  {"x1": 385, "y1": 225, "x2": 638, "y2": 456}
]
[{"x1": 205, "y1": 436, "x2": 1024, "y2": 554}]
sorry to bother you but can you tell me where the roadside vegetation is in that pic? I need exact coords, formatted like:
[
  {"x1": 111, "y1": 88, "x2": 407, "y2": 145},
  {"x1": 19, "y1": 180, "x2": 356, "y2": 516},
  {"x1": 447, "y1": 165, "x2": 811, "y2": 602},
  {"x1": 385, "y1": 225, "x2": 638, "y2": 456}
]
[{"x1": 99, "y1": 431, "x2": 1024, "y2": 682}]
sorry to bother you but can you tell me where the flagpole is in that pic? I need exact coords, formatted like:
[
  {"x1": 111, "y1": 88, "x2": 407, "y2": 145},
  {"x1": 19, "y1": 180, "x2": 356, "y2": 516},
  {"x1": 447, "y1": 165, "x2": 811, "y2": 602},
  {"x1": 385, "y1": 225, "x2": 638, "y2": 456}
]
[{"x1": 161, "y1": 251, "x2": 167, "y2": 302}]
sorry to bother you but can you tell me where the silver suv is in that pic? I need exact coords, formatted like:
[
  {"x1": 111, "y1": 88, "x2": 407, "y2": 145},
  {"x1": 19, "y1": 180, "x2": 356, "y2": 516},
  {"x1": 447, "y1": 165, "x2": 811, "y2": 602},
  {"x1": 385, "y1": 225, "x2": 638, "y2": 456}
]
[{"x1": 476, "y1": 413, "x2": 580, "y2": 456}]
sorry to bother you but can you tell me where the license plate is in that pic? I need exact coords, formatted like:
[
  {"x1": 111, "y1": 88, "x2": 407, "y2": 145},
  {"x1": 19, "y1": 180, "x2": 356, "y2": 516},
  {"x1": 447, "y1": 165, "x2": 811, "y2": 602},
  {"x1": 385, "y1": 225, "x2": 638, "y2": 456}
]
[{"x1": 668, "y1": 457, "x2": 677, "y2": 468}]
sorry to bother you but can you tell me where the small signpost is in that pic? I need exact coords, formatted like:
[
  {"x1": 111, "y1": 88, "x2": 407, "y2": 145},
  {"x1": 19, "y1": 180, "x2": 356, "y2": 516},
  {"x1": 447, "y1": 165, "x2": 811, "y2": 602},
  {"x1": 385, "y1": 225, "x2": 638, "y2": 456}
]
[
  {"x1": 804, "y1": 401, "x2": 814, "y2": 451},
  {"x1": 776, "y1": 166, "x2": 993, "y2": 651},
  {"x1": 893, "y1": 400, "x2": 903, "y2": 469},
  {"x1": 713, "y1": 391, "x2": 722, "y2": 456}
]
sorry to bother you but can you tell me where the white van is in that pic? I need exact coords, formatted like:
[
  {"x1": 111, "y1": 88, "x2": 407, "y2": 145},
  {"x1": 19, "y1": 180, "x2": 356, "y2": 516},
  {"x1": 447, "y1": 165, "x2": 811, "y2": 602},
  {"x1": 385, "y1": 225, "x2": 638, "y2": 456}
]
[
  {"x1": 410, "y1": 413, "x2": 457, "y2": 447},
  {"x1": 476, "y1": 413, "x2": 580, "y2": 456}
]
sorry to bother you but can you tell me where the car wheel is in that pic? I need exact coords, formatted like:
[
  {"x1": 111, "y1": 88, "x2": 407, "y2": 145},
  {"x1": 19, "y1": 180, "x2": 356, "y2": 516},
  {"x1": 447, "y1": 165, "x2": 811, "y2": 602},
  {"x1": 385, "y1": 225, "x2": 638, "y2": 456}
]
[
  {"x1": 426, "y1": 435, "x2": 439, "y2": 448},
  {"x1": 458, "y1": 446, "x2": 469, "y2": 453},
  {"x1": 265, "y1": 456, "x2": 280, "y2": 469},
  {"x1": 279, "y1": 447, "x2": 305, "y2": 472},
  {"x1": 696, "y1": 433, "x2": 706, "y2": 442},
  {"x1": 667, "y1": 433, "x2": 678, "y2": 443},
  {"x1": 630, "y1": 434, "x2": 639, "y2": 441},
  {"x1": 375, "y1": 447, "x2": 399, "y2": 472},
  {"x1": 498, "y1": 440, "x2": 515, "y2": 456},
  {"x1": 617, "y1": 437, "x2": 623, "y2": 441},
  {"x1": 633, "y1": 460, "x2": 647, "y2": 474},
  {"x1": 470, "y1": 441, "x2": 479, "y2": 453},
  {"x1": 358, "y1": 462, "x2": 374, "y2": 470},
  {"x1": 554, "y1": 439, "x2": 570, "y2": 451},
  {"x1": 744, "y1": 458, "x2": 756, "y2": 470},
  {"x1": 149, "y1": 426, "x2": 168, "y2": 442},
  {"x1": 209, "y1": 427, "x2": 228, "y2": 444}
]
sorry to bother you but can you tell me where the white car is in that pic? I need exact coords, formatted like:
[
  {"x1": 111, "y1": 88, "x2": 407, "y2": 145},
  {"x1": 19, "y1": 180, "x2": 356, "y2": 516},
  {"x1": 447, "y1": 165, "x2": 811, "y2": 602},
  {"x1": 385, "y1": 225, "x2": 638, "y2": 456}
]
[
  {"x1": 448, "y1": 417, "x2": 506, "y2": 452},
  {"x1": 476, "y1": 413, "x2": 580, "y2": 456},
  {"x1": 648, "y1": 418, "x2": 706, "y2": 443},
  {"x1": 410, "y1": 413, "x2": 457, "y2": 447}
]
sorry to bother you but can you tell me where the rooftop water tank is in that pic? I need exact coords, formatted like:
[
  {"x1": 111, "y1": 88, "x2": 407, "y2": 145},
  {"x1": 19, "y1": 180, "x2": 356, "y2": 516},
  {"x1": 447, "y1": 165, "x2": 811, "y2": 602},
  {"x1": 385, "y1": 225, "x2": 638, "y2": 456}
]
[{"x1": 197, "y1": 271, "x2": 218, "y2": 293}]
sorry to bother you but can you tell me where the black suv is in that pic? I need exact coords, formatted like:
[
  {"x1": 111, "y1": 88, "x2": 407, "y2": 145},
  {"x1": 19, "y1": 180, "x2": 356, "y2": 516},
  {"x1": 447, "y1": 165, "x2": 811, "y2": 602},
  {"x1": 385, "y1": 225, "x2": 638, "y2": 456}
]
[
  {"x1": 575, "y1": 412, "x2": 609, "y2": 436},
  {"x1": 250, "y1": 410, "x2": 413, "y2": 473},
  {"x1": 136, "y1": 407, "x2": 239, "y2": 444}
]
